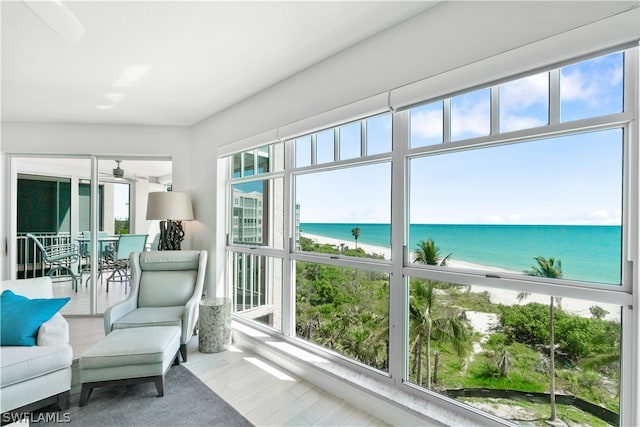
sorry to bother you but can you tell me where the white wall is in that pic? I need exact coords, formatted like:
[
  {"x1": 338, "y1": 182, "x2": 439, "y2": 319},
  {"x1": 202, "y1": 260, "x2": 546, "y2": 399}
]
[{"x1": 190, "y1": 1, "x2": 639, "y2": 297}]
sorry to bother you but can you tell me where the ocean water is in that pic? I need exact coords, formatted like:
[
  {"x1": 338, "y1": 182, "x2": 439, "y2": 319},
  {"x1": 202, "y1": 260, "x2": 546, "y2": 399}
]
[{"x1": 300, "y1": 223, "x2": 622, "y2": 285}]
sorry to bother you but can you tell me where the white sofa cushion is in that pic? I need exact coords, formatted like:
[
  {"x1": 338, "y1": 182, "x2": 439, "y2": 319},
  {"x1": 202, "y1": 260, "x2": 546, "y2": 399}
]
[
  {"x1": 1, "y1": 344, "x2": 73, "y2": 387},
  {"x1": 37, "y1": 313, "x2": 70, "y2": 346}
]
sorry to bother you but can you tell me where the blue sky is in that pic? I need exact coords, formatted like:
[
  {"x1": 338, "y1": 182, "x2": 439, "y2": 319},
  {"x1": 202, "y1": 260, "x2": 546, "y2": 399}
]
[
  {"x1": 114, "y1": 183, "x2": 130, "y2": 219},
  {"x1": 293, "y1": 52, "x2": 624, "y2": 225}
]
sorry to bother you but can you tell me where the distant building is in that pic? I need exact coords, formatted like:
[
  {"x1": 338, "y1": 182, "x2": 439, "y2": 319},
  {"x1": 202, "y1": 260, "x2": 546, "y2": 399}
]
[{"x1": 232, "y1": 189, "x2": 263, "y2": 244}]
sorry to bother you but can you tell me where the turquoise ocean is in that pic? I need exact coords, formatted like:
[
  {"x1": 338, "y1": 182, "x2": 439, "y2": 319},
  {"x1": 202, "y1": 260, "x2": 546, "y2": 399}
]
[{"x1": 300, "y1": 223, "x2": 622, "y2": 285}]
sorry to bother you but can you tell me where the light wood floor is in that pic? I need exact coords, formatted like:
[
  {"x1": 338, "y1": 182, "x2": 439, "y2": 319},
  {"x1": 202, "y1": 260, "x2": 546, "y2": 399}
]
[
  {"x1": 52, "y1": 274, "x2": 130, "y2": 316},
  {"x1": 67, "y1": 316, "x2": 388, "y2": 426}
]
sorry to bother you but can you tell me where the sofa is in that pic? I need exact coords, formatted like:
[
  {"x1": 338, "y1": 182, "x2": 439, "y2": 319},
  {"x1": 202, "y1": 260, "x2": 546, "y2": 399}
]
[{"x1": 0, "y1": 277, "x2": 73, "y2": 414}]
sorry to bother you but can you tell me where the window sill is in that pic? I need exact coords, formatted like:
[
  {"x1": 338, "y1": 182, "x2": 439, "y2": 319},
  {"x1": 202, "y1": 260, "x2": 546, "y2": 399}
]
[{"x1": 231, "y1": 320, "x2": 508, "y2": 427}]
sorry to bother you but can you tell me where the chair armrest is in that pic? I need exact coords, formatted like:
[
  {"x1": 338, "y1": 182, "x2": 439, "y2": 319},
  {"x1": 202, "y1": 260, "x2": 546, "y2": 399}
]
[
  {"x1": 182, "y1": 293, "x2": 202, "y2": 342},
  {"x1": 104, "y1": 297, "x2": 137, "y2": 335},
  {"x1": 37, "y1": 313, "x2": 69, "y2": 346}
]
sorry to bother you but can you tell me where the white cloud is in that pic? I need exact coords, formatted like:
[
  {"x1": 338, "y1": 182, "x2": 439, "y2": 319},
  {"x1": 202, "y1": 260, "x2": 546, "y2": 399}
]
[
  {"x1": 500, "y1": 73, "x2": 548, "y2": 111},
  {"x1": 560, "y1": 62, "x2": 623, "y2": 107},
  {"x1": 410, "y1": 109, "x2": 442, "y2": 139},
  {"x1": 451, "y1": 99, "x2": 490, "y2": 138}
]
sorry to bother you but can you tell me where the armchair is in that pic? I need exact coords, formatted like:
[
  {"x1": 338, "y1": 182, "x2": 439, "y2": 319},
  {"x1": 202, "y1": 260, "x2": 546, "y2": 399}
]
[{"x1": 104, "y1": 250, "x2": 207, "y2": 362}]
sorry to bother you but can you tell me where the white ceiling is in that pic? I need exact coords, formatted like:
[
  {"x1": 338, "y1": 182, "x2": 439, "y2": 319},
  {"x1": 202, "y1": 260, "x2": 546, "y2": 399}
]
[{"x1": 1, "y1": 1, "x2": 437, "y2": 127}]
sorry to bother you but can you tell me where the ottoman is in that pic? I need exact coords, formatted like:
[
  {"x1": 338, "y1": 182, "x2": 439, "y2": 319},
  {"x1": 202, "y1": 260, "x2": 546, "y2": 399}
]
[{"x1": 79, "y1": 326, "x2": 181, "y2": 406}]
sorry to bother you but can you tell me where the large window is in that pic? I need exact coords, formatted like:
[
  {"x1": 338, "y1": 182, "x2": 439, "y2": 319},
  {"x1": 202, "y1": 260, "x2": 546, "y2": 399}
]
[
  {"x1": 225, "y1": 49, "x2": 635, "y2": 426},
  {"x1": 409, "y1": 129, "x2": 623, "y2": 285}
]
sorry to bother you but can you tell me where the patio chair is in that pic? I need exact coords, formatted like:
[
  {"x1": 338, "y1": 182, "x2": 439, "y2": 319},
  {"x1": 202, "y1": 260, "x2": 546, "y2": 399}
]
[
  {"x1": 79, "y1": 231, "x2": 112, "y2": 285},
  {"x1": 104, "y1": 234, "x2": 148, "y2": 292},
  {"x1": 26, "y1": 233, "x2": 80, "y2": 291}
]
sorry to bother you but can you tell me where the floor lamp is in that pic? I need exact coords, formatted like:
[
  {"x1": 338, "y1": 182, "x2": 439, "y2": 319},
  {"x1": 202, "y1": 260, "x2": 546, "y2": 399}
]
[{"x1": 146, "y1": 191, "x2": 194, "y2": 250}]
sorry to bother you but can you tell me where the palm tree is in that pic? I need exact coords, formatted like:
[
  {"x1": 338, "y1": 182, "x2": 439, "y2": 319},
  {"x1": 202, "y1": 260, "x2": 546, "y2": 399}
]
[
  {"x1": 351, "y1": 227, "x2": 361, "y2": 249},
  {"x1": 413, "y1": 239, "x2": 452, "y2": 266},
  {"x1": 518, "y1": 255, "x2": 562, "y2": 422},
  {"x1": 409, "y1": 279, "x2": 468, "y2": 388},
  {"x1": 409, "y1": 239, "x2": 467, "y2": 388}
]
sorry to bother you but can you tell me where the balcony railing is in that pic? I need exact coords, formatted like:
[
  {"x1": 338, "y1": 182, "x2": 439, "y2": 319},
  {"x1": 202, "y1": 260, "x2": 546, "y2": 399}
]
[{"x1": 16, "y1": 232, "x2": 75, "y2": 280}]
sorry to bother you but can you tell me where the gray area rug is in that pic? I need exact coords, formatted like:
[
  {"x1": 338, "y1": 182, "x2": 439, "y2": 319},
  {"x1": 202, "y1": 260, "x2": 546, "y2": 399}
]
[{"x1": 35, "y1": 360, "x2": 253, "y2": 427}]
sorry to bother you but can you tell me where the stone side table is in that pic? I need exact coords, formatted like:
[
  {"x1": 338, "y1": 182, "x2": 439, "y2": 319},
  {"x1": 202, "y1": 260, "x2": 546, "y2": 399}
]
[{"x1": 198, "y1": 298, "x2": 231, "y2": 353}]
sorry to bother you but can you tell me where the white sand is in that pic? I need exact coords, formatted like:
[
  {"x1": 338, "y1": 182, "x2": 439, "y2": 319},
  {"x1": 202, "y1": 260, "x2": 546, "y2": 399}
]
[
  {"x1": 300, "y1": 232, "x2": 620, "y2": 321},
  {"x1": 302, "y1": 233, "x2": 391, "y2": 259}
]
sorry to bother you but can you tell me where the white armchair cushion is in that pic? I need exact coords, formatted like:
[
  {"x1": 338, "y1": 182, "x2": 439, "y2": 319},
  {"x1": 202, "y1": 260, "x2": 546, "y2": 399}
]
[{"x1": 112, "y1": 306, "x2": 184, "y2": 330}]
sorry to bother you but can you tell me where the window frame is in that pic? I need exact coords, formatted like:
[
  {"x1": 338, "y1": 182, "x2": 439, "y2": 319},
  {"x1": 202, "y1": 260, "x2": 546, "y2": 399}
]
[{"x1": 223, "y1": 47, "x2": 639, "y2": 426}]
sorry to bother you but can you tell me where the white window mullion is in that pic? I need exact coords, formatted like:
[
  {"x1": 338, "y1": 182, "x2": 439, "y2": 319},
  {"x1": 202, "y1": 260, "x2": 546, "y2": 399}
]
[
  {"x1": 282, "y1": 137, "x2": 295, "y2": 336},
  {"x1": 389, "y1": 110, "x2": 409, "y2": 385},
  {"x1": 490, "y1": 86, "x2": 500, "y2": 135},
  {"x1": 361, "y1": 119, "x2": 367, "y2": 157},
  {"x1": 334, "y1": 128, "x2": 340, "y2": 161},
  {"x1": 549, "y1": 69, "x2": 560, "y2": 125},
  {"x1": 443, "y1": 98, "x2": 451, "y2": 143}
]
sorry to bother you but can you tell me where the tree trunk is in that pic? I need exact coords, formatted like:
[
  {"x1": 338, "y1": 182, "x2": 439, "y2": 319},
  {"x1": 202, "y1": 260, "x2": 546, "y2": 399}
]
[
  {"x1": 426, "y1": 321, "x2": 432, "y2": 389},
  {"x1": 433, "y1": 350, "x2": 440, "y2": 385},
  {"x1": 549, "y1": 296, "x2": 557, "y2": 421},
  {"x1": 415, "y1": 334, "x2": 423, "y2": 385}
]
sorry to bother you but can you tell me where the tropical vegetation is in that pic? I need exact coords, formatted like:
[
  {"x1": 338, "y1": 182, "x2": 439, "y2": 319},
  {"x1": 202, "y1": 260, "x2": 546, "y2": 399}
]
[{"x1": 294, "y1": 235, "x2": 621, "y2": 426}]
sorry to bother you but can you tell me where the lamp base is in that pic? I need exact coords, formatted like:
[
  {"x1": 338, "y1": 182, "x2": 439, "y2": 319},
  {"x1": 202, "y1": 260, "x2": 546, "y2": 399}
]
[{"x1": 158, "y1": 220, "x2": 185, "y2": 250}]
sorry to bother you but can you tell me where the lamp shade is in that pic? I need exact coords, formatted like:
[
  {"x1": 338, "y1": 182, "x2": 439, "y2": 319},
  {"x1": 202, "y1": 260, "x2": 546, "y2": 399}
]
[{"x1": 146, "y1": 191, "x2": 194, "y2": 221}]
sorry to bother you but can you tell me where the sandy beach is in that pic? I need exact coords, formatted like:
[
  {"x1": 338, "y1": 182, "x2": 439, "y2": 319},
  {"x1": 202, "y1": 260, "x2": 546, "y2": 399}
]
[
  {"x1": 300, "y1": 232, "x2": 620, "y2": 321},
  {"x1": 301, "y1": 232, "x2": 514, "y2": 271}
]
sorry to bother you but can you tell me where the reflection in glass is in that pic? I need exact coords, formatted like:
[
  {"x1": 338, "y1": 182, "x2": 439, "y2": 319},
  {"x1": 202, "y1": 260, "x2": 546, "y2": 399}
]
[
  {"x1": 256, "y1": 146, "x2": 270, "y2": 174},
  {"x1": 232, "y1": 177, "x2": 283, "y2": 249},
  {"x1": 500, "y1": 72, "x2": 549, "y2": 132},
  {"x1": 451, "y1": 88, "x2": 490, "y2": 141},
  {"x1": 561, "y1": 52, "x2": 624, "y2": 122},
  {"x1": 410, "y1": 101, "x2": 443, "y2": 148},
  {"x1": 406, "y1": 277, "x2": 621, "y2": 426},
  {"x1": 296, "y1": 261, "x2": 389, "y2": 371},
  {"x1": 233, "y1": 153, "x2": 242, "y2": 178},
  {"x1": 243, "y1": 152, "x2": 255, "y2": 177},
  {"x1": 409, "y1": 129, "x2": 623, "y2": 285}
]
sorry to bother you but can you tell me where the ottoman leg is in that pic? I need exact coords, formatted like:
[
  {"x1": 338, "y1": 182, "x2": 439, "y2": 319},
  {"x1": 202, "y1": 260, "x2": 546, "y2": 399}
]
[
  {"x1": 180, "y1": 344, "x2": 187, "y2": 362},
  {"x1": 153, "y1": 375, "x2": 164, "y2": 397}
]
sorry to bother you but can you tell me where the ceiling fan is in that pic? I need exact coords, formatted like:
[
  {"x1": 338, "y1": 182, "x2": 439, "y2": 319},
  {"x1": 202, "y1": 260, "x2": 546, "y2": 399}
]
[
  {"x1": 112, "y1": 160, "x2": 125, "y2": 179},
  {"x1": 23, "y1": 0, "x2": 85, "y2": 44},
  {"x1": 99, "y1": 161, "x2": 138, "y2": 182}
]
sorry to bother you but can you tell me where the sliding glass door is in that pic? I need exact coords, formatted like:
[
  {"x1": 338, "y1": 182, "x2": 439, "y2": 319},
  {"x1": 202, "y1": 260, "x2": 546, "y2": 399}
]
[{"x1": 10, "y1": 155, "x2": 172, "y2": 315}]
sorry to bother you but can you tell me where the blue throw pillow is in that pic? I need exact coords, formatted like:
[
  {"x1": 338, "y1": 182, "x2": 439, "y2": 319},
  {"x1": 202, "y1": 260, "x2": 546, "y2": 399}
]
[{"x1": 0, "y1": 290, "x2": 70, "y2": 346}]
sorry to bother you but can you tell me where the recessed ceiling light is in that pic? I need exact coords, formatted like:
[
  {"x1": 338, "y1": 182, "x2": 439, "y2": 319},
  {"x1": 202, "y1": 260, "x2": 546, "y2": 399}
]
[
  {"x1": 114, "y1": 65, "x2": 151, "y2": 88},
  {"x1": 104, "y1": 92, "x2": 125, "y2": 104},
  {"x1": 96, "y1": 105, "x2": 114, "y2": 110}
]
